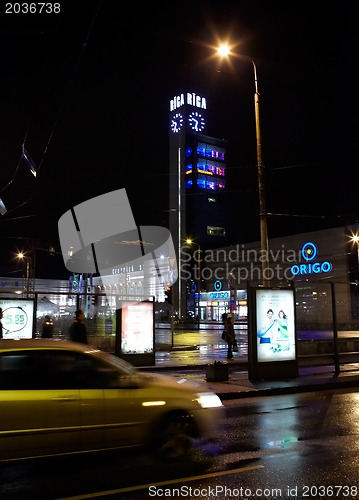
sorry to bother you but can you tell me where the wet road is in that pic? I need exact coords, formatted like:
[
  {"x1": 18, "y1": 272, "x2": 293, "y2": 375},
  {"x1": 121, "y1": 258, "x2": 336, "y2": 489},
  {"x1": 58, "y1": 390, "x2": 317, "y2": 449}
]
[{"x1": 3, "y1": 386, "x2": 359, "y2": 500}]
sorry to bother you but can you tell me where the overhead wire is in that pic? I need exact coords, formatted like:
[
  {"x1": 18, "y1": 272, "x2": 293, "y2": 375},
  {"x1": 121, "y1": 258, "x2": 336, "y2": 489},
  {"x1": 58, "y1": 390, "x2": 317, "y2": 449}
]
[
  {"x1": 1, "y1": 0, "x2": 103, "y2": 215},
  {"x1": 0, "y1": 12, "x2": 65, "y2": 197}
]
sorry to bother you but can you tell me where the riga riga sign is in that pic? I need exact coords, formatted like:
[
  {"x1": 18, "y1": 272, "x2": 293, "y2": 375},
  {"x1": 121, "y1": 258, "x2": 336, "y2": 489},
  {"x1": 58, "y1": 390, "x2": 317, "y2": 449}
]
[{"x1": 170, "y1": 93, "x2": 207, "y2": 112}]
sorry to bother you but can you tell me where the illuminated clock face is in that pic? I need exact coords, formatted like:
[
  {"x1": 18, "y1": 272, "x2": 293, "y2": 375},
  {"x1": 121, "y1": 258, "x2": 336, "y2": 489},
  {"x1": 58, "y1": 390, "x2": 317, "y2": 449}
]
[
  {"x1": 188, "y1": 112, "x2": 205, "y2": 132},
  {"x1": 170, "y1": 113, "x2": 184, "y2": 133}
]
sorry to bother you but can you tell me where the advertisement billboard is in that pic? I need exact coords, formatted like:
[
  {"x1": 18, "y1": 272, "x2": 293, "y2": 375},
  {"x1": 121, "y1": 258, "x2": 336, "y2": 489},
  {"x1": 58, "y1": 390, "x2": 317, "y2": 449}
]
[
  {"x1": 256, "y1": 289, "x2": 296, "y2": 363},
  {"x1": 120, "y1": 302, "x2": 154, "y2": 354},
  {"x1": 248, "y1": 287, "x2": 298, "y2": 380},
  {"x1": 0, "y1": 299, "x2": 34, "y2": 339},
  {"x1": 116, "y1": 301, "x2": 155, "y2": 366}
]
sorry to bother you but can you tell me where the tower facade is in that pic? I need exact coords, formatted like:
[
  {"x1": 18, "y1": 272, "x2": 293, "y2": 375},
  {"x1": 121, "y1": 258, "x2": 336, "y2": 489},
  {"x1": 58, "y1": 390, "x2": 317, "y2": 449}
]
[{"x1": 169, "y1": 92, "x2": 228, "y2": 318}]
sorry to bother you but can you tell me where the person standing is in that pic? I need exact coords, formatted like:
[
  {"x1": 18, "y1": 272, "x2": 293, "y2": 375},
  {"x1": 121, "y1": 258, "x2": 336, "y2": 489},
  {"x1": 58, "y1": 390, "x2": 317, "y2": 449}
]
[
  {"x1": 41, "y1": 315, "x2": 54, "y2": 338},
  {"x1": 224, "y1": 316, "x2": 235, "y2": 359},
  {"x1": 69, "y1": 309, "x2": 88, "y2": 344}
]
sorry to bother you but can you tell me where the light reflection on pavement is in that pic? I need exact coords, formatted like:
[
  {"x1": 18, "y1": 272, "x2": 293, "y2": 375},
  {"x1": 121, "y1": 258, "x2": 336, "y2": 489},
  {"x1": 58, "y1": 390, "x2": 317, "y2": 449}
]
[
  {"x1": 154, "y1": 327, "x2": 248, "y2": 367},
  {"x1": 153, "y1": 326, "x2": 359, "y2": 367}
]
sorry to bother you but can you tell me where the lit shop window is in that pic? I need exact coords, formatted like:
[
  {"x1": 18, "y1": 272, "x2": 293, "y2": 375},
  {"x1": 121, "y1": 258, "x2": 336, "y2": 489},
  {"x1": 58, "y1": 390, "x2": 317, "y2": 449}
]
[
  {"x1": 197, "y1": 174, "x2": 225, "y2": 190},
  {"x1": 197, "y1": 159, "x2": 225, "y2": 176},
  {"x1": 186, "y1": 164, "x2": 192, "y2": 174},
  {"x1": 207, "y1": 226, "x2": 226, "y2": 236}
]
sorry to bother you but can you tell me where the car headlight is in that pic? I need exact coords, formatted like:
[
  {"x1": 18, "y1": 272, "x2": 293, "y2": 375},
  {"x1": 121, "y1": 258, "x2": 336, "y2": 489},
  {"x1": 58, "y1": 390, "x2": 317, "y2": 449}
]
[{"x1": 194, "y1": 392, "x2": 223, "y2": 408}]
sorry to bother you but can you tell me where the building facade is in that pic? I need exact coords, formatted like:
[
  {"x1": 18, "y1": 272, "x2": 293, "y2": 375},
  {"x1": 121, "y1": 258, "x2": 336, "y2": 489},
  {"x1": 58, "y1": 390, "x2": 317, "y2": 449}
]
[{"x1": 191, "y1": 225, "x2": 359, "y2": 328}]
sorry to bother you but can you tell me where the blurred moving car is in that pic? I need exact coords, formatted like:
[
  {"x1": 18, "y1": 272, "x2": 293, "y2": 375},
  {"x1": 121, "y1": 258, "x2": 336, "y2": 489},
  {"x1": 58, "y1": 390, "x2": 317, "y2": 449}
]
[{"x1": 0, "y1": 339, "x2": 223, "y2": 461}]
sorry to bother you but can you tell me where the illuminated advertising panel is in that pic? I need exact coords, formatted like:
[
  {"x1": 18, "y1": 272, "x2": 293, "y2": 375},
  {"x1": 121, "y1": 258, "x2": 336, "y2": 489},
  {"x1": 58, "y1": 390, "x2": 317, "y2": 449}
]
[
  {"x1": 120, "y1": 302, "x2": 154, "y2": 355},
  {"x1": 256, "y1": 289, "x2": 296, "y2": 363},
  {"x1": 0, "y1": 299, "x2": 34, "y2": 339}
]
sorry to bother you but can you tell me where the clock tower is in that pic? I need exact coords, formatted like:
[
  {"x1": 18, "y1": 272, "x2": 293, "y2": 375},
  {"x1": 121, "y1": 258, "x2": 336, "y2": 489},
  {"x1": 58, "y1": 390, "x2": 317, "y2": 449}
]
[{"x1": 169, "y1": 92, "x2": 228, "y2": 320}]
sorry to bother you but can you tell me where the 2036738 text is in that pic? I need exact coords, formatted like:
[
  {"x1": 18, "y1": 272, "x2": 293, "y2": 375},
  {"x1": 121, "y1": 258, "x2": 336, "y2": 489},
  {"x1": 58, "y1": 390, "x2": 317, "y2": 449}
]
[{"x1": 5, "y1": 3, "x2": 60, "y2": 14}]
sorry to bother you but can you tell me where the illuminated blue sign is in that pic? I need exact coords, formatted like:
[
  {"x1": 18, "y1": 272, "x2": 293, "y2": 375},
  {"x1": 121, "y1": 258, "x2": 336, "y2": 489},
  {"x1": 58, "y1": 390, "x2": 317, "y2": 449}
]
[
  {"x1": 214, "y1": 280, "x2": 222, "y2": 291},
  {"x1": 291, "y1": 242, "x2": 332, "y2": 276},
  {"x1": 209, "y1": 291, "x2": 229, "y2": 299},
  {"x1": 302, "y1": 242, "x2": 317, "y2": 261}
]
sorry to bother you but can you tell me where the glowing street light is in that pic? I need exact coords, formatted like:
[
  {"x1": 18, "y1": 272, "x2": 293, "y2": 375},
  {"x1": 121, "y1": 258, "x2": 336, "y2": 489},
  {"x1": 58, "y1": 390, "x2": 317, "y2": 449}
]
[
  {"x1": 216, "y1": 44, "x2": 269, "y2": 285},
  {"x1": 17, "y1": 252, "x2": 31, "y2": 293},
  {"x1": 218, "y1": 45, "x2": 230, "y2": 57},
  {"x1": 350, "y1": 233, "x2": 359, "y2": 268}
]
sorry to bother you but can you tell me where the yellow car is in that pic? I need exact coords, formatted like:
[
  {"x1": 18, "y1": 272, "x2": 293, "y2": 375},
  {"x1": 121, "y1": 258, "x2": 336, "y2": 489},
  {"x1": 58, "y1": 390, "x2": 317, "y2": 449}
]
[{"x1": 0, "y1": 339, "x2": 223, "y2": 461}]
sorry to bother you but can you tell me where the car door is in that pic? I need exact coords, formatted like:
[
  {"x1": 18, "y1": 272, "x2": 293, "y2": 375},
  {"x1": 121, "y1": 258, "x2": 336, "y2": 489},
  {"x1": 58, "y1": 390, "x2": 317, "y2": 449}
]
[
  {"x1": 103, "y1": 376, "x2": 166, "y2": 449},
  {"x1": 67, "y1": 352, "x2": 147, "y2": 451},
  {"x1": 0, "y1": 350, "x2": 81, "y2": 461},
  {"x1": 66, "y1": 351, "x2": 107, "y2": 451}
]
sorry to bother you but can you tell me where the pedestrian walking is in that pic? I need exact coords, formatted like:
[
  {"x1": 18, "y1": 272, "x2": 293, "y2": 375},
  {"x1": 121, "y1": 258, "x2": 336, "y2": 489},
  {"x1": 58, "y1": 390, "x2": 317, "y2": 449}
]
[
  {"x1": 41, "y1": 315, "x2": 54, "y2": 338},
  {"x1": 69, "y1": 309, "x2": 88, "y2": 344},
  {"x1": 224, "y1": 316, "x2": 235, "y2": 359}
]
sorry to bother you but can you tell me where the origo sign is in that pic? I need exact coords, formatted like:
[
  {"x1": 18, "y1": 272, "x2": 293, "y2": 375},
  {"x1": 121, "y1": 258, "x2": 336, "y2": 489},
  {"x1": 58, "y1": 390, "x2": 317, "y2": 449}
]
[
  {"x1": 291, "y1": 242, "x2": 332, "y2": 277},
  {"x1": 209, "y1": 291, "x2": 229, "y2": 300}
]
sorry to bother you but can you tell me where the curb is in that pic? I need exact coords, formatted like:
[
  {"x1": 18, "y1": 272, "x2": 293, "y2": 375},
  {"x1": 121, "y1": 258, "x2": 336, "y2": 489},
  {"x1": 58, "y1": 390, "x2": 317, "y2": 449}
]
[
  {"x1": 140, "y1": 362, "x2": 359, "y2": 400},
  {"x1": 216, "y1": 375, "x2": 359, "y2": 400}
]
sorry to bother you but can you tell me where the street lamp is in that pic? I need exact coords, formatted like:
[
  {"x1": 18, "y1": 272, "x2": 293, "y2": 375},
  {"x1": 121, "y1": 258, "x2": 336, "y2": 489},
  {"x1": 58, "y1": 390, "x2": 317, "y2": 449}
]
[
  {"x1": 17, "y1": 252, "x2": 31, "y2": 294},
  {"x1": 217, "y1": 45, "x2": 269, "y2": 286},
  {"x1": 186, "y1": 239, "x2": 201, "y2": 327},
  {"x1": 350, "y1": 234, "x2": 359, "y2": 270}
]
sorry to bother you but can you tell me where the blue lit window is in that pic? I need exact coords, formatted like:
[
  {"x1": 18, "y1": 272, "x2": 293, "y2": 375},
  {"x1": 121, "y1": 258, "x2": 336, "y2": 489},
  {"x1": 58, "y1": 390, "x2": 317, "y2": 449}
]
[
  {"x1": 197, "y1": 159, "x2": 225, "y2": 176},
  {"x1": 196, "y1": 148, "x2": 225, "y2": 161},
  {"x1": 186, "y1": 179, "x2": 193, "y2": 188},
  {"x1": 186, "y1": 148, "x2": 192, "y2": 157},
  {"x1": 186, "y1": 164, "x2": 192, "y2": 173},
  {"x1": 197, "y1": 142, "x2": 225, "y2": 161},
  {"x1": 197, "y1": 174, "x2": 225, "y2": 190}
]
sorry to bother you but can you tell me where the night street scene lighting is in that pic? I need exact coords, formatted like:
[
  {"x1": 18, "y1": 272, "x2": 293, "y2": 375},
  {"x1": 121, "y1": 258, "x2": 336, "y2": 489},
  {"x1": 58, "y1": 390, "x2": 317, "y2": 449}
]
[
  {"x1": 216, "y1": 41, "x2": 269, "y2": 285},
  {"x1": 0, "y1": 3, "x2": 358, "y2": 496}
]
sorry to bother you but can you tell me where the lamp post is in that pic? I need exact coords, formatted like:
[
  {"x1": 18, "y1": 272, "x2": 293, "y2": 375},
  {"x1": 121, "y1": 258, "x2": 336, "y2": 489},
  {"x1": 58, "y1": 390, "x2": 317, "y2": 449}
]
[
  {"x1": 186, "y1": 239, "x2": 201, "y2": 328},
  {"x1": 217, "y1": 45, "x2": 269, "y2": 286},
  {"x1": 350, "y1": 233, "x2": 359, "y2": 320},
  {"x1": 350, "y1": 234, "x2": 359, "y2": 270},
  {"x1": 17, "y1": 252, "x2": 31, "y2": 294}
]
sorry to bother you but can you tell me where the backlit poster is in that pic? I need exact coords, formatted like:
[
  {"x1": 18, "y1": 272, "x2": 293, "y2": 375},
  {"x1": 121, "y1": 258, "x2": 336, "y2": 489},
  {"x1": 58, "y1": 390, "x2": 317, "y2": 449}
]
[
  {"x1": 0, "y1": 299, "x2": 34, "y2": 339},
  {"x1": 120, "y1": 302, "x2": 154, "y2": 354},
  {"x1": 256, "y1": 289, "x2": 295, "y2": 362}
]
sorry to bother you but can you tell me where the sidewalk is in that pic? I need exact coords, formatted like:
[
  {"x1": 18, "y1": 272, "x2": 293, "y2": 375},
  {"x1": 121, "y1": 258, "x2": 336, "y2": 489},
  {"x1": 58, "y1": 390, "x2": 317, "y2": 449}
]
[{"x1": 138, "y1": 339, "x2": 359, "y2": 400}]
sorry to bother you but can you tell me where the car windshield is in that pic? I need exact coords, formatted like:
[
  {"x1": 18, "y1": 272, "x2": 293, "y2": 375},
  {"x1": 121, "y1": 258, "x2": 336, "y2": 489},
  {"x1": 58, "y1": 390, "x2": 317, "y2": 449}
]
[{"x1": 89, "y1": 349, "x2": 138, "y2": 376}]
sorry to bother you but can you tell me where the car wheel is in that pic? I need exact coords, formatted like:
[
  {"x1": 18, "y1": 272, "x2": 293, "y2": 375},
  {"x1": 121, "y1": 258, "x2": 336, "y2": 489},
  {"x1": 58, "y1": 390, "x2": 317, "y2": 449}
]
[{"x1": 154, "y1": 412, "x2": 196, "y2": 459}]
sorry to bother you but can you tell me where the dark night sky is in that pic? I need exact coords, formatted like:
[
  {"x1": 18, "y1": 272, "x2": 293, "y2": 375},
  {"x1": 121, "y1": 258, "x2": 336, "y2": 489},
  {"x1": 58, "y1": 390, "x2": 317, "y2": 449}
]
[{"x1": 0, "y1": 1, "x2": 358, "y2": 278}]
